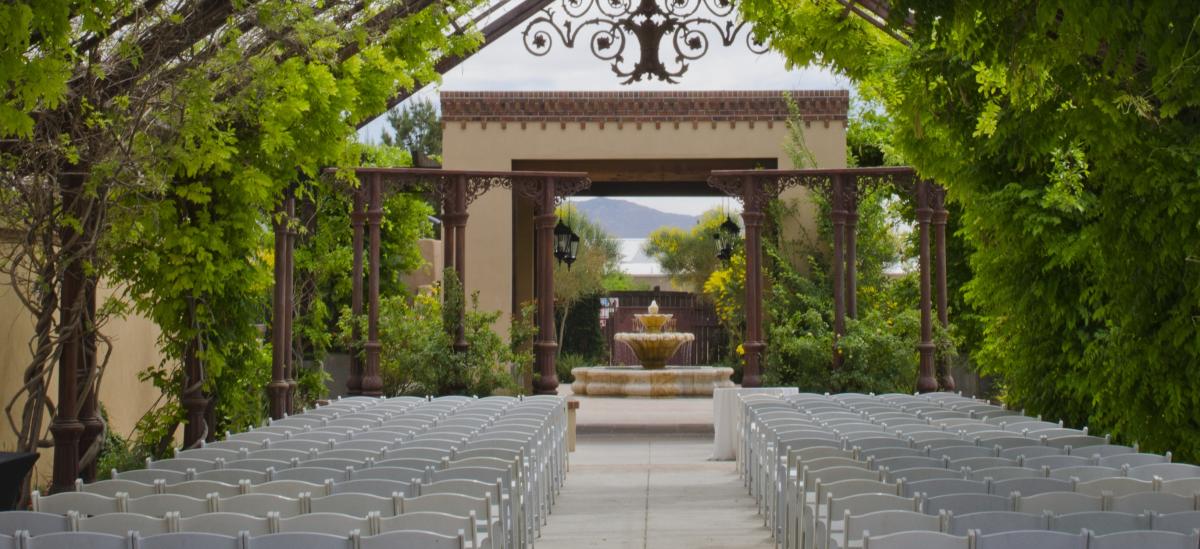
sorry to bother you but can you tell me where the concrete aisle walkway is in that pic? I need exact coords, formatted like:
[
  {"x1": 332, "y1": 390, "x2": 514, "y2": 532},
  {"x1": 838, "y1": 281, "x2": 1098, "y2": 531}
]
[{"x1": 538, "y1": 434, "x2": 773, "y2": 549}]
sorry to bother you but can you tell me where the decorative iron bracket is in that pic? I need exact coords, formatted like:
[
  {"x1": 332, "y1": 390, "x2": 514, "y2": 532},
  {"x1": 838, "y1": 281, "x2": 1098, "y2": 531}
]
[{"x1": 522, "y1": 0, "x2": 768, "y2": 84}]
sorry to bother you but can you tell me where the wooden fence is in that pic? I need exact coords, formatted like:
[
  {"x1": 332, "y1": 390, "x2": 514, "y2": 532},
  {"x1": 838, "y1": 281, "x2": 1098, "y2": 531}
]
[{"x1": 600, "y1": 291, "x2": 729, "y2": 366}]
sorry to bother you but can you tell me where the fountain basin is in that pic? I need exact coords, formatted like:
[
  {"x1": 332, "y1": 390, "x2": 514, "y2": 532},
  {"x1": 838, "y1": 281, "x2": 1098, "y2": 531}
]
[
  {"x1": 570, "y1": 366, "x2": 735, "y2": 397},
  {"x1": 613, "y1": 331, "x2": 694, "y2": 370}
]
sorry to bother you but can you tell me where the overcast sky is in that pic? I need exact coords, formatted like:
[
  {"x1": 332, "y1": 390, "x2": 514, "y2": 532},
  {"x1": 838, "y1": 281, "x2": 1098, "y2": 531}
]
[{"x1": 359, "y1": 12, "x2": 851, "y2": 216}]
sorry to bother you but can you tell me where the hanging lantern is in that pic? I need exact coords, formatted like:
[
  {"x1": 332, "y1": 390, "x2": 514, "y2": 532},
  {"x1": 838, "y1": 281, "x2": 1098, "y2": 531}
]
[
  {"x1": 564, "y1": 231, "x2": 581, "y2": 270},
  {"x1": 714, "y1": 215, "x2": 740, "y2": 262},
  {"x1": 553, "y1": 219, "x2": 573, "y2": 263}
]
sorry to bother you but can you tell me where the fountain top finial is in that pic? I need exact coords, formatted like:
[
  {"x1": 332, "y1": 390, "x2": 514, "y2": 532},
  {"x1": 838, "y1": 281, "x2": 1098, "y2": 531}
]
[{"x1": 648, "y1": 300, "x2": 659, "y2": 314}]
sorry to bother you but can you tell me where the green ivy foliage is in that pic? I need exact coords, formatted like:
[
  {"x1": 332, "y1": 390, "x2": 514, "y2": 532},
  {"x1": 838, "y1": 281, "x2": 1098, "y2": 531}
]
[
  {"x1": 741, "y1": 0, "x2": 1200, "y2": 458},
  {"x1": 91, "y1": 1, "x2": 482, "y2": 447}
]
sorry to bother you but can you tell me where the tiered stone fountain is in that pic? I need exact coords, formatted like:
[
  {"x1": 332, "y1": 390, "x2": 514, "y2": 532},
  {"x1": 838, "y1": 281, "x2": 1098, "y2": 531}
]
[{"x1": 571, "y1": 301, "x2": 735, "y2": 396}]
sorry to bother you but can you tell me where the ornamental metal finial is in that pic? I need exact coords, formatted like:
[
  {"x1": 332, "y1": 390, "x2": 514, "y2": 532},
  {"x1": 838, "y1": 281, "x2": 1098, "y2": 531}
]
[{"x1": 522, "y1": 0, "x2": 769, "y2": 84}]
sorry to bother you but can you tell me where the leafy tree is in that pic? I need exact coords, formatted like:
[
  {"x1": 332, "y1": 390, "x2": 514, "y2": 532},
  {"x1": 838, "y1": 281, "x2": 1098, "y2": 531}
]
[
  {"x1": 553, "y1": 204, "x2": 624, "y2": 356},
  {"x1": 1, "y1": 0, "x2": 485, "y2": 475},
  {"x1": 644, "y1": 209, "x2": 739, "y2": 292},
  {"x1": 381, "y1": 97, "x2": 442, "y2": 159},
  {"x1": 741, "y1": 0, "x2": 1200, "y2": 459}
]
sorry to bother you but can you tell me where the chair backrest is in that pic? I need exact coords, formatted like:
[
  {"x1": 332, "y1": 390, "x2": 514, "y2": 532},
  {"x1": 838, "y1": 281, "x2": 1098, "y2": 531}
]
[
  {"x1": 858, "y1": 447, "x2": 924, "y2": 461},
  {"x1": 933, "y1": 446, "x2": 995, "y2": 461},
  {"x1": 1046, "y1": 465, "x2": 1120, "y2": 482},
  {"x1": 357, "y1": 529, "x2": 465, "y2": 549},
  {"x1": 1073, "y1": 477, "x2": 1153, "y2": 497},
  {"x1": 967, "y1": 466, "x2": 1041, "y2": 482},
  {"x1": 1087, "y1": 530, "x2": 1200, "y2": 549},
  {"x1": 946, "y1": 510, "x2": 1046, "y2": 536},
  {"x1": 1050, "y1": 511, "x2": 1150, "y2": 535},
  {"x1": 163, "y1": 480, "x2": 241, "y2": 499},
  {"x1": 1014, "y1": 492, "x2": 1102, "y2": 515},
  {"x1": 1128, "y1": 463, "x2": 1200, "y2": 481},
  {"x1": 0, "y1": 511, "x2": 69, "y2": 536},
  {"x1": 849, "y1": 437, "x2": 910, "y2": 451},
  {"x1": 1161, "y1": 478, "x2": 1200, "y2": 497},
  {"x1": 885, "y1": 467, "x2": 963, "y2": 484},
  {"x1": 176, "y1": 448, "x2": 241, "y2": 462},
  {"x1": 1021, "y1": 455, "x2": 1090, "y2": 470},
  {"x1": 973, "y1": 530, "x2": 1088, "y2": 549},
  {"x1": 243, "y1": 480, "x2": 326, "y2": 498},
  {"x1": 875, "y1": 456, "x2": 945, "y2": 471},
  {"x1": 25, "y1": 531, "x2": 128, "y2": 549},
  {"x1": 331, "y1": 440, "x2": 394, "y2": 452},
  {"x1": 399, "y1": 493, "x2": 488, "y2": 520},
  {"x1": 997, "y1": 446, "x2": 1060, "y2": 460},
  {"x1": 827, "y1": 493, "x2": 919, "y2": 520},
  {"x1": 76, "y1": 479, "x2": 158, "y2": 498},
  {"x1": 804, "y1": 466, "x2": 880, "y2": 491},
  {"x1": 125, "y1": 493, "x2": 212, "y2": 517},
  {"x1": 309, "y1": 493, "x2": 397, "y2": 517},
  {"x1": 33, "y1": 491, "x2": 122, "y2": 516},
  {"x1": 384, "y1": 447, "x2": 454, "y2": 462},
  {"x1": 314, "y1": 449, "x2": 380, "y2": 462},
  {"x1": 177, "y1": 512, "x2": 271, "y2": 536},
  {"x1": 301, "y1": 459, "x2": 365, "y2": 471},
  {"x1": 114, "y1": 467, "x2": 188, "y2": 484},
  {"x1": 223, "y1": 459, "x2": 291, "y2": 472},
  {"x1": 1096, "y1": 452, "x2": 1169, "y2": 468},
  {"x1": 1041, "y1": 435, "x2": 1109, "y2": 449},
  {"x1": 217, "y1": 493, "x2": 304, "y2": 517},
  {"x1": 262, "y1": 440, "x2": 328, "y2": 453},
  {"x1": 802, "y1": 456, "x2": 863, "y2": 471},
  {"x1": 76, "y1": 512, "x2": 172, "y2": 536},
  {"x1": 371, "y1": 458, "x2": 440, "y2": 471},
  {"x1": 989, "y1": 477, "x2": 1073, "y2": 496},
  {"x1": 418, "y1": 479, "x2": 498, "y2": 503},
  {"x1": 148, "y1": 458, "x2": 215, "y2": 473},
  {"x1": 330, "y1": 479, "x2": 408, "y2": 498},
  {"x1": 428, "y1": 466, "x2": 509, "y2": 487},
  {"x1": 1070, "y1": 444, "x2": 1135, "y2": 457},
  {"x1": 271, "y1": 466, "x2": 347, "y2": 483},
  {"x1": 1152, "y1": 511, "x2": 1200, "y2": 534},
  {"x1": 842, "y1": 510, "x2": 939, "y2": 546},
  {"x1": 905, "y1": 478, "x2": 987, "y2": 498},
  {"x1": 924, "y1": 493, "x2": 1012, "y2": 515},
  {"x1": 248, "y1": 448, "x2": 313, "y2": 461},
  {"x1": 347, "y1": 467, "x2": 424, "y2": 484},
  {"x1": 246, "y1": 532, "x2": 352, "y2": 549},
  {"x1": 193, "y1": 468, "x2": 269, "y2": 484},
  {"x1": 861, "y1": 530, "x2": 969, "y2": 549},
  {"x1": 950, "y1": 457, "x2": 1016, "y2": 470},
  {"x1": 1109, "y1": 491, "x2": 1195, "y2": 514},
  {"x1": 376, "y1": 511, "x2": 475, "y2": 546},
  {"x1": 135, "y1": 532, "x2": 242, "y2": 549},
  {"x1": 276, "y1": 512, "x2": 372, "y2": 535}
]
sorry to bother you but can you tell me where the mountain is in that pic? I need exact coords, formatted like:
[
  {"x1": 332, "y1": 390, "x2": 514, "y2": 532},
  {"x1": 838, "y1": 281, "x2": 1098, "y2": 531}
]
[{"x1": 573, "y1": 197, "x2": 698, "y2": 238}]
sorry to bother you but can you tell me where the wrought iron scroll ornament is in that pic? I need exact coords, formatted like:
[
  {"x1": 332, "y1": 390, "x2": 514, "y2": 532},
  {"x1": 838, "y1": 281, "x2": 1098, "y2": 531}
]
[{"x1": 522, "y1": 0, "x2": 768, "y2": 84}]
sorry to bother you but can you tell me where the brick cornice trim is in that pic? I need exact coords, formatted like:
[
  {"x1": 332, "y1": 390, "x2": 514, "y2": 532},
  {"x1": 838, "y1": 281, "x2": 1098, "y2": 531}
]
[{"x1": 441, "y1": 90, "x2": 848, "y2": 124}]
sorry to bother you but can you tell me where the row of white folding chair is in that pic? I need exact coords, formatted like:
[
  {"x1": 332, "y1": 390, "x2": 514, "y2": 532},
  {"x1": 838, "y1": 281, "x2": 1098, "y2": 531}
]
[
  {"x1": 18, "y1": 493, "x2": 492, "y2": 549},
  {"x1": 2, "y1": 528, "x2": 467, "y2": 549},
  {"x1": 783, "y1": 451, "x2": 1199, "y2": 549},
  {"x1": 154, "y1": 446, "x2": 458, "y2": 472},
  {"x1": 918, "y1": 490, "x2": 1200, "y2": 517},
  {"x1": 775, "y1": 432, "x2": 1174, "y2": 536},
  {"x1": 859, "y1": 528, "x2": 1200, "y2": 549}
]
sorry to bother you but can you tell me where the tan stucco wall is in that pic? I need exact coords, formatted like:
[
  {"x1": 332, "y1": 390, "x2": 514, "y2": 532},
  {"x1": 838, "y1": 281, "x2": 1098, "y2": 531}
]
[
  {"x1": 401, "y1": 238, "x2": 444, "y2": 293},
  {"x1": 0, "y1": 272, "x2": 165, "y2": 490},
  {"x1": 443, "y1": 117, "x2": 847, "y2": 335}
]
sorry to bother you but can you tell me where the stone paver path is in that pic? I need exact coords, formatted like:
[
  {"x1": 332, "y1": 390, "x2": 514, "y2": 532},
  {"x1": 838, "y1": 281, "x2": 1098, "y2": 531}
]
[{"x1": 538, "y1": 433, "x2": 773, "y2": 549}]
